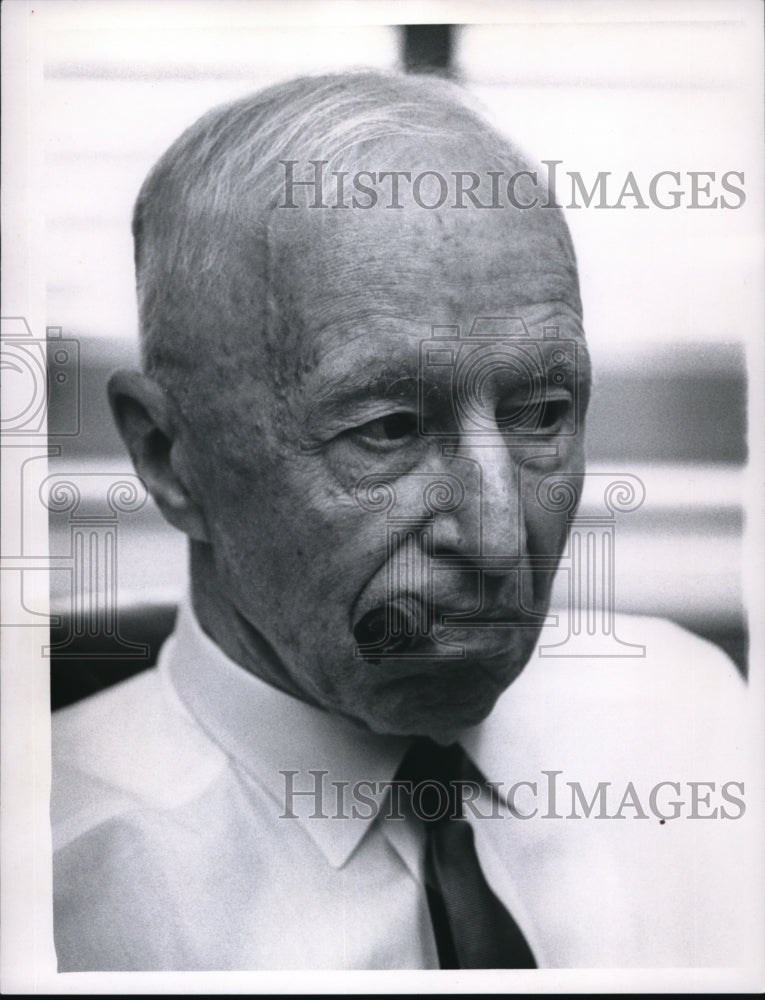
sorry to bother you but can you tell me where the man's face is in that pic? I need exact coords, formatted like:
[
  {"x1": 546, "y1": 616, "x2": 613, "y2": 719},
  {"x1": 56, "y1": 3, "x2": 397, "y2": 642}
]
[{"x1": 182, "y1": 188, "x2": 589, "y2": 741}]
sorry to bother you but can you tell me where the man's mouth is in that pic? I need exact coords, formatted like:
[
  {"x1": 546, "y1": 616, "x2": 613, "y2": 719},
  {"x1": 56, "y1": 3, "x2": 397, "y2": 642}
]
[
  {"x1": 353, "y1": 597, "x2": 420, "y2": 658},
  {"x1": 352, "y1": 594, "x2": 540, "y2": 664}
]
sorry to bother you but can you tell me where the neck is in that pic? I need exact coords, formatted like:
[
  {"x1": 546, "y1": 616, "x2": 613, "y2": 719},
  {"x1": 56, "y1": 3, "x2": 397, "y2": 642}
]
[{"x1": 189, "y1": 541, "x2": 321, "y2": 707}]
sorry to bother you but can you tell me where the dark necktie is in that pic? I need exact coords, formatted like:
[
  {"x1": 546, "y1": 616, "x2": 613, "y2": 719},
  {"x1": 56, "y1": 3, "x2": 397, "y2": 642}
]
[{"x1": 396, "y1": 738, "x2": 536, "y2": 969}]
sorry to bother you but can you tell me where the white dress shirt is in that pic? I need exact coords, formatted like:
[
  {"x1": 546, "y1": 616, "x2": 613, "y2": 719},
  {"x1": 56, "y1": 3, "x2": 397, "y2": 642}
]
[{"x1": 52, "y1": 601, "x2": 756, "y2": 970}]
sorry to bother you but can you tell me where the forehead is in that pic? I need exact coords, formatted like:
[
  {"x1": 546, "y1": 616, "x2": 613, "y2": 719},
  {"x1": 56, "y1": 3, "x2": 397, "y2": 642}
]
[{"x1": 265, "y1": 194, "x2": 582, "y2": 380}]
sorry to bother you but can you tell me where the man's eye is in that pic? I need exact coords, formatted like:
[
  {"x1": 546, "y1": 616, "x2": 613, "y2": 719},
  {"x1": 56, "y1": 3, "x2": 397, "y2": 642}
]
[
  {"x1": 352, "y1": 412, "x2": 419, "y2": 447},
  {"x1": 495, "y1": 395, "x2": 571, "y2": 433},
  {"x1": 537, "y1": 397, "x2": 571, "y2": 430}
]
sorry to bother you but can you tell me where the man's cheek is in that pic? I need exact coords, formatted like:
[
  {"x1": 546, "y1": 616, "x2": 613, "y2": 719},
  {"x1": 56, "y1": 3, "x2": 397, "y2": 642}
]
[
  {"x1": 322, "y1": 436, "x2": 429, "y2": 495},
  {"x1": 526, "y1": 504, "x2": 570, "y2": 558},
  {"x1": 245, "y1": 461, "x2": 381, "y2": 579},
  {"x1": 520, "y1": 437, "x2": 585, "y2": 527}
]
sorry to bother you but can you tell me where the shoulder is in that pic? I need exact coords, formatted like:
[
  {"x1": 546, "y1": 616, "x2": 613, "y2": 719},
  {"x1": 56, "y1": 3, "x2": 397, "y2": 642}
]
[
  {"x1": 52, "y1": 657, "x2": 226, "y2": 853},
  {"x1": 469, "y1": 616, "x2": 756, "y2": 967},
  {"x1": 474, "y1": 614, "x2": 747, "y2": 776},
  {"x1": 532, "y1": 611, "x2": 743, "y2": 689},
  {"x1": 521, "y1": 612, "x2": 742, "y2": 707}
]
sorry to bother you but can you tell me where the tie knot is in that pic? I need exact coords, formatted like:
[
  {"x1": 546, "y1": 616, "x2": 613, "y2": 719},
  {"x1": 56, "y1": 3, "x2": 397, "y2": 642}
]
[{"x1": 395, "y1": 738, "x2": 473, "y2": 822}]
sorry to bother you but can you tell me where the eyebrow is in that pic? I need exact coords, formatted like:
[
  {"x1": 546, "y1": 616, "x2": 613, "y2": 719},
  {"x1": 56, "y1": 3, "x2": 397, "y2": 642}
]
[
  {"x1": 306, "y1": 341, "x2": 593, "y2": 420},
  {"x1": 311, "y1": 366, "x2": 423, "y2": 417}
]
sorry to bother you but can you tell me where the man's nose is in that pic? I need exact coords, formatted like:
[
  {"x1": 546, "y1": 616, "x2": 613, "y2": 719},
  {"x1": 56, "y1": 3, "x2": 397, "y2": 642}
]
[{"x1": 432, "y1": 437, "x2": 527, "y2": 566}]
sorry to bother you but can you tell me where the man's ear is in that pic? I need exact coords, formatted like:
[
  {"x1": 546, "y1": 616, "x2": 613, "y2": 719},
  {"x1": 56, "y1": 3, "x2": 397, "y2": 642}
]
[{"x1": 108, "y1": 370, "x2": 209, "y2": 542}]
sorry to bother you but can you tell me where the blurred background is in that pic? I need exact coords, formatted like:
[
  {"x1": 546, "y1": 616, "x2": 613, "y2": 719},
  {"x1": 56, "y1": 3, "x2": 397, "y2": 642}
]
[{"x1": 40, "y1": 2, "x2": 756, "y2": 693}]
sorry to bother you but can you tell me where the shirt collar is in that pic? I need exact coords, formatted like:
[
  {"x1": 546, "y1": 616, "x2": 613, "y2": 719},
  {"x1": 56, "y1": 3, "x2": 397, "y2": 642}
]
[{"x1": 161, "y1": 599, "x2": 411, "y2": 869}]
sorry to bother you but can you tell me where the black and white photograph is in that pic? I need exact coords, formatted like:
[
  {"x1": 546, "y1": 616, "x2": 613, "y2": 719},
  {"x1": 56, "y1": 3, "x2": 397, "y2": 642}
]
[{"x1": 2, "y1": 0, "x2": 763, "y2": 992}]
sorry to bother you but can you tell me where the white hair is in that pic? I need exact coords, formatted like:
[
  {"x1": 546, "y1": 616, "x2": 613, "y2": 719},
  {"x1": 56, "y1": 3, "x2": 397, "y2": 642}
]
[{"x1": 132, "y1": 70, "x2": 574, "y2": 397}]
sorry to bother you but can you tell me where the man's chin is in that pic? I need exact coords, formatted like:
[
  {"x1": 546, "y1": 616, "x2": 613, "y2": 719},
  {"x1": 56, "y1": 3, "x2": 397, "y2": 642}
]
[
  {"x1": 363, "y1": 700, "x2": 497, "y2": 743},
  {"x1": 350, "y1": 658, "x2": 526, "y2": 741}
]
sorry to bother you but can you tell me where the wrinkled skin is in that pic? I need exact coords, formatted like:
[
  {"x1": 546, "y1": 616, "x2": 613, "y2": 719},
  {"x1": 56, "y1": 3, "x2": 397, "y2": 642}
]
[{"x1": 116, "y1": 146, "x2": 590, "y2": 743}]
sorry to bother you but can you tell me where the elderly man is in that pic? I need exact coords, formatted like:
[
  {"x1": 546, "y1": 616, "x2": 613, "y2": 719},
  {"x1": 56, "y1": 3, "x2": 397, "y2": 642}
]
[{"x1": 52, "y1": 72, "x2": 752, "y2": 971}]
